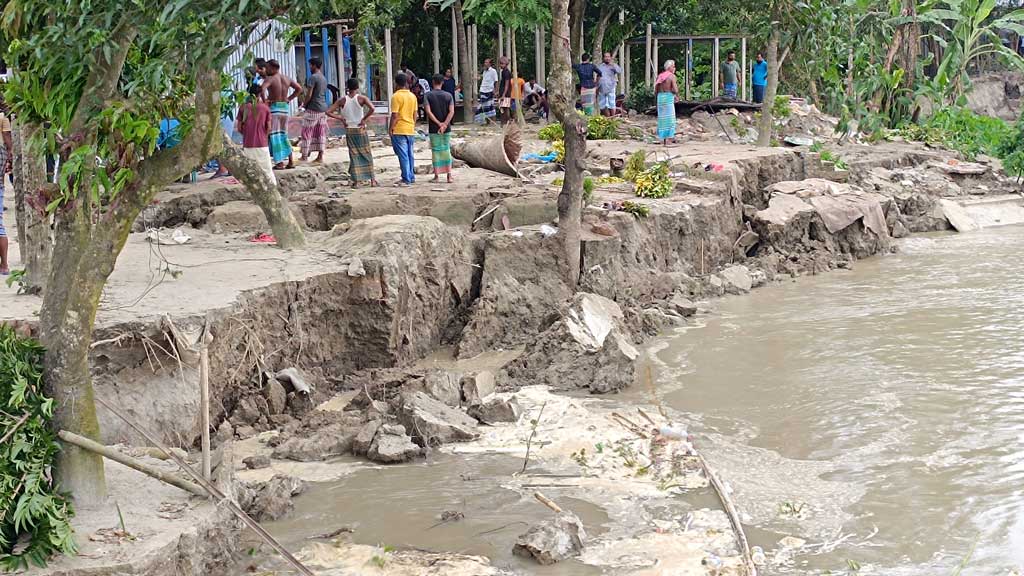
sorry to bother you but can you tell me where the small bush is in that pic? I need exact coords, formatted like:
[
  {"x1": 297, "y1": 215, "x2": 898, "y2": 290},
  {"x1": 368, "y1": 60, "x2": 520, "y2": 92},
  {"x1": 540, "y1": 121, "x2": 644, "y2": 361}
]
[
  {"x1": 633, "y1": 163, "x2": 672, "y2": 199},
  {"x1": 623, "y1": 150, "x2": 647, "y2": 182},
  {"x1": 772, "y1": 95, "x2": 792, "y2": 119},
  {"x1": 0, "y1": 327, "x2": 77, "y2": 570},
  {"x1": 587, "y1": 115, "x2": 620, "y2": 140},
  {"x1": 899, "y1": 107, "x2": 1011, "y2": 160},
  {"x1": 625, "y1": 85, "x2": 655, "y2": 112},
  {"x1": 621, "y1": 200, "x2": 650, "y2": 218},
  {"x1": 551, "y1": 140, "x2": 565, "y2": 163},
  {"x1": 538, "y1": 122, "x2": 564, "y2": 141},
  {"x1": 583, "y1": 177, "x2": 595, "y2": 204},
  {"x1": 538, "y1": 114, "x2": 619, "y2": 142}
]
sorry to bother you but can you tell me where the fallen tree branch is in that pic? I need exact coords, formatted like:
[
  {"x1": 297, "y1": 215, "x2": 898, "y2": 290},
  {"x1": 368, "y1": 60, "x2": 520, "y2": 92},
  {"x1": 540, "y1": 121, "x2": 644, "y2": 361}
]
[
  {"x1": 93, "y1": 396, "x2": 316, "y2": 576},
  {"x1": 57, "y1": 430, "x2": 206, "y2": 498}
]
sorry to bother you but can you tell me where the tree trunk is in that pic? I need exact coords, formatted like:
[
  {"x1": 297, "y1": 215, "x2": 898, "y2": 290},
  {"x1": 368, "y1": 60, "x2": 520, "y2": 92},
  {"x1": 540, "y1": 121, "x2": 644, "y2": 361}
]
[
  {"x1": 551, "y1": 0, "x2": 587, "y2": 286},
  {"x1": 756, "y1": 26, "x2": 781, "y2": 147},
  {"x1": 454, "y1": 0, "x2": 473, "y2": 123},
  {"x1": 40, "y1": 204, "x2": 112, "y2": 506},
  {"x1": 217, "y1": 135, "x2": 306, "y2": 249},
  {"x1": 42, "y1": 60, "x2": 224, "y2": 506},
  {"x1": 808, "y1": 77, "x2": 819, "y2": 106},
  {"x1": 569, "y1": 0, "x2": 586, "y2": 61},
  {"x1": 591, "y1": 8, "x2": 613, "y2": 60},
  {"x1": 12, "y1": 122, "x2": 52, "y2": 294}
]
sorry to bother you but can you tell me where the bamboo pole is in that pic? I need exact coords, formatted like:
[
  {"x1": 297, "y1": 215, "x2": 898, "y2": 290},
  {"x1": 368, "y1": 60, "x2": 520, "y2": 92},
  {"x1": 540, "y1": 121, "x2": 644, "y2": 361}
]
[
  {"x1": 452, "y1": 9, "x2": 459, "y2": 81},
  {"x1": 336, "y1": 25, "x2": 346, "y2": 86},
  {"x1": 385, "y1": 28, "x2": 394, "y2": 104},
  {"x1": 94, "y1": 396, "x2": 317, "y2": 576},
  {"x1": 199, "y1": 325, "x2": 212, "y2": 480},
  {"x1": 57, "y1": 431, "x2": 207, "y2": 498},
  {"x1": 741, "y1": 37, "x2": 748, "y2": 101},
  {"x1": 433, "y1": 27, "x2": 441, "y2": 74},
  {"x1": 713, "y1": 37, "x2": 720, "y2": 98},
  {"x1": 645, "y1": 24, "x2": 652, "y2": 87}
]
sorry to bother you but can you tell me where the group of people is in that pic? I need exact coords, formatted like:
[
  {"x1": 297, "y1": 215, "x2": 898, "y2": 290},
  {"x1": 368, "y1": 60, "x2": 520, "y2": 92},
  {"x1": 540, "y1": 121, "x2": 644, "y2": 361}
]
[
  {"x1": 653, "y1": 51, "x2": 770, "y2": 145},
  {"x1": 476, "y1": 57, "x2": 548, "y2": 123},
  {"x1": 573, "y1": 52, "x2": 623, "y2": 116},
  {"x1": 232, "y1": 56, "x2": 324, "y2": 179},
  {"x1": 717, "y1": 50, "x2": 769, "y2": 103}
]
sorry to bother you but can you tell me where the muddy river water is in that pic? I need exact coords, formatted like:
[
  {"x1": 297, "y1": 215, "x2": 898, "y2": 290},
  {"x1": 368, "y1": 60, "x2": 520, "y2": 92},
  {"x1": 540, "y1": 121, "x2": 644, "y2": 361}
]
[
  {"x1": 266, "y1": 225, "x2": 1023, "y2": 575},
  {"x1": 646, "y1": 224, "x2": 1024, "y2": 575}
]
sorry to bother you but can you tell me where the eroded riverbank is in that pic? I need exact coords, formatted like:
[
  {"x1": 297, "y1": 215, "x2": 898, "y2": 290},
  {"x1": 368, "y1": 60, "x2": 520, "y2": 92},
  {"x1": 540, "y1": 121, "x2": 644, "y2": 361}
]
[{"x1": 10, "y1": 126, "x2": 1024, "y2": 575}]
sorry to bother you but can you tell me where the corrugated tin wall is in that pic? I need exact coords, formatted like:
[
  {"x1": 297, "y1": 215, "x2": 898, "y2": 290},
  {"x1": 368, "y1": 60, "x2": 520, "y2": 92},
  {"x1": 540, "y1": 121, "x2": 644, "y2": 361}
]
[{"x1": 223, "y1": 20, "x2": 299, "y2": 114}]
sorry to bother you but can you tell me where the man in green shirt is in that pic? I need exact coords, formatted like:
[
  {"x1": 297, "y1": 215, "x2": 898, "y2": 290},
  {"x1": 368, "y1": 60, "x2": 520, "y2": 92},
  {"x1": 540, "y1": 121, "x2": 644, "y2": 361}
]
[{"x1": 721, "y1": 51, "x2": 741, "y2": 100}]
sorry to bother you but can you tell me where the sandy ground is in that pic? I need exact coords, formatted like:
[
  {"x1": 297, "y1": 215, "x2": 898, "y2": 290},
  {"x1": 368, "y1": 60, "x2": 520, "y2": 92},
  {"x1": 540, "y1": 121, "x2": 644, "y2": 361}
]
[{"x1": 24, "y1": 458, "x2": 229, "y2": 576}]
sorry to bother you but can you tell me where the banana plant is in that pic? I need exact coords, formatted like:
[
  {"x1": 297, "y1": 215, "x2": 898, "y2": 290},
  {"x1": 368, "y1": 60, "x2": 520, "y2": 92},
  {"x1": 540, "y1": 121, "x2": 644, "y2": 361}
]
[{"x1": 924, "y1": 0, "x2": 1024, "y2": 102}]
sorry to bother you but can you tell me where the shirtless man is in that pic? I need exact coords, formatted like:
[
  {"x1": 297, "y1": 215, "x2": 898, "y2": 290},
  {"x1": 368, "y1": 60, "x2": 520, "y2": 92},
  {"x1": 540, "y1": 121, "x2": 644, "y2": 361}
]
[{"x1": 262, "y1": 60, "x2": 303, "y2": 169}]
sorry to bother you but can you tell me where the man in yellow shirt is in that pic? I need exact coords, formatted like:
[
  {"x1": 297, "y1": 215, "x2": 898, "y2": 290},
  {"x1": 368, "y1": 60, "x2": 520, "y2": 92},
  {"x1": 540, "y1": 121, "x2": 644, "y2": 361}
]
[{"x1": 389, "y1": 73, "x2": 419, "y2": 186}]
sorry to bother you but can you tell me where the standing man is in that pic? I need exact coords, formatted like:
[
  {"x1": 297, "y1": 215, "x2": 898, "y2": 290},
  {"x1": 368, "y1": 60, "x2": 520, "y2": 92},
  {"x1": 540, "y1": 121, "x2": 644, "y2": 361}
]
[
  {"x1": 236, "y1": 83, "x2": 275, "y2": 185},
  {"x1": 389, "y1": 72, "x2": 418, "y2": 187},
  {"x1": 300, "y1": 57, "x2": 330, "y2": 164},
  {"x1": 655, "y1": 60, "x2": 678, "y2": 145},
  {"x1": 0, "y1": 103, "x2": 11, "y2": 275},
  {"x1": 263, "y1": 59, "x2": 303, "y2": 169},
  {"x1": 573, "y1": 53, "x2": 601, "y2": 115},
  {"x1": 496, "y1": 56, "x2": 513, "y2": 124},
  {"x1": 752, "y1": 53, "x2": 768, "y2": 104},
  {"x1": 721, "y1": 51, "x2": 741, "y2": 100},
  {"x1": 425, "y1": 74, "x2": 455, "y2": 183},
  {"x1": 476, "y1": 58, "x2": 499, "y2": 123},
  {"x1": 442, "y1": 68, "x2": 457, "y2": 100},
  {"x1": 596, "y1": 51, "x2": 623, "y2": 117},
  {"x1": 328, "y1": 78, "x2": 378, "y2": 188}
]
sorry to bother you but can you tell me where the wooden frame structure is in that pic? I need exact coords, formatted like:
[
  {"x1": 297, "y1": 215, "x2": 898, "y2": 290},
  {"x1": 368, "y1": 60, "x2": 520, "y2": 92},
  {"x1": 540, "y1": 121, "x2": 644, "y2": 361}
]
[{"x1": 627, "y1": 32, "x2": 750, "y2": 102}]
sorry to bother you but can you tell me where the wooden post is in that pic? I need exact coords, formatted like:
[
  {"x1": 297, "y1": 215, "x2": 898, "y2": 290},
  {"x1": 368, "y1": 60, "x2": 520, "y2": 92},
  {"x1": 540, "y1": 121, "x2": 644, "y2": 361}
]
[
  {"x1": 433, "y1": 27, "x2": 441, "y2": 74},
  {"x1": 741, "y1": 37, "x2": 747, "y2": 101},
  {"x1": 472, "y1": 24, "x2": 479, "y2": 94},
  {"x1": 534, "y1": 26, "x2": 542, "y2": 80},
  {"x1": 539, "y1": 26, "x2": 546, "y2": 83},
  {"x1": 200, "y1": 339, "x2": 211, "y2": 481},
  {"x1": 624, "y1": 43, "x2": 631, "y2": 96},
  {"x1": 498, "y1": 24, "x2": 504, "y2": 59},
  {"x1": 713, "y1": 37, "x2": 720, "y2": 98},
  {"x1": 686, "y1": 39, "x2": 692, "y2": 100},
  {"x1": 321, "y1": 27, "x2": 331, "y2": 104},
  {"x1": 336, "y1": 24, "x2": 346, "y2": 85},
  {"x1": 653, "y1": 38, "x2": 659, "y2": 88},
  {"x1": 645, "y1": 24, "x2": 652, "y2": 87},
  {"x1": 385, "y1": 28, "x2": 394, "y2": 105},
  {"x1": 452, "y1": 9, "x2": 459, "y2": 81},
  {"x1": 617, "y1": 10, "x2": 625, "y2": 95}
]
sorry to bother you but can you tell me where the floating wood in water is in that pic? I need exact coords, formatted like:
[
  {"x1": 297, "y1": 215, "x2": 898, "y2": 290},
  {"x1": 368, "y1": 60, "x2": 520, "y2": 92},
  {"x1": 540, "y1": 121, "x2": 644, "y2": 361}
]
[{"x1": 533, "y1": 491, "x2": 563, "y2": 514}]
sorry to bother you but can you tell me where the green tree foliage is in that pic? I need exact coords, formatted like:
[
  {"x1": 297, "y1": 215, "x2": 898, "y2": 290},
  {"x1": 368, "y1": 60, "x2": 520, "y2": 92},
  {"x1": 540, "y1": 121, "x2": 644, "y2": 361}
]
[
  {"x1": 927, "y1": 0, "x2": 1024, "y2": 103},
  {"x1": 0, "y1": 327, "x2": 76, "y2": 570},
  {"x1": 0, "y1": 0, "x2": 385, "y2": 506}
]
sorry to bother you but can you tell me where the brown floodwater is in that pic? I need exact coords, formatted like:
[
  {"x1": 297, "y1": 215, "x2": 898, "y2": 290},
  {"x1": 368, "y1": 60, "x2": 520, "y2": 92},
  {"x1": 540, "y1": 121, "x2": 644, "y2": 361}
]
[
  {"x1": 646, "y1": 225, "x2": 1024, "y2": 575},
  {"x1": 262, "y1": 453, "x2": 608, "y2": 575}
]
